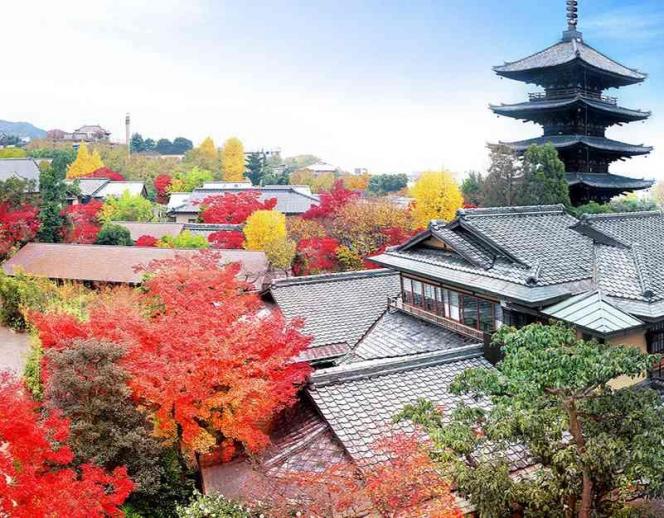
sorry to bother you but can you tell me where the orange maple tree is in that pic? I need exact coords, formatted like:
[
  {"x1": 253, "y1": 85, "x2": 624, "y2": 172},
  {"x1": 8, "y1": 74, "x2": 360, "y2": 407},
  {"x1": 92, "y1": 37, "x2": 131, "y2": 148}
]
[
  {"x1": 265, "y1": 433, "x2": 461, "y2": 518},
  {"x1": 30, "y1": 252, "x2": 312, "y2": 461},
  {"x1": 0, "y1": 374, "x2": 133, "y2": 518}
]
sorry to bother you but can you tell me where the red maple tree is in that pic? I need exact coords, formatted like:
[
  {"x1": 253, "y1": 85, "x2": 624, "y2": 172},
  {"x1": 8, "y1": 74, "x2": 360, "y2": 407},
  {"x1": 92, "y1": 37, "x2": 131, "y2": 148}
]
[
  {"x1": 61, "y1": 200, "x2": 103, "y2": 244},
  {"x1": 83, "y1": 167, "x2": 126, "y2": 181},
  {"x1": 293, "y1": 237, "x2": 341, "y2": 276},
  {"x1": 199, "y1": 191, "x2": 277, "y2": 224},
  {"x1": 31, "y1": 252, "x2": 312, "y2": 461},
  {"x1": 0, "y1": 375, "x2": 133, "y2": 518},
  {"x1": 207, "y1": 230, "x2": 245, "y2": 249},
  {"x1": 154, "y1": 174, "x2": 173, "y2": 204},
  {"x1": 135, "y1": 235, "x2": 158, "y2": 247},
  {"x1": 0, "y1": 202, "x2": 39, "y2": 257},
  {"x1": 302, "y1": 180, "x2": 358, "y2": 220}
]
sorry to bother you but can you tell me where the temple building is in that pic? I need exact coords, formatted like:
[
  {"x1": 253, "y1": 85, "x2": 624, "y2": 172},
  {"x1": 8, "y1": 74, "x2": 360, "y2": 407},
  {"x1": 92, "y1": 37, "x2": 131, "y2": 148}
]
[{"x1": 491, "y1": 0, "x2": 654, "y2": 205}]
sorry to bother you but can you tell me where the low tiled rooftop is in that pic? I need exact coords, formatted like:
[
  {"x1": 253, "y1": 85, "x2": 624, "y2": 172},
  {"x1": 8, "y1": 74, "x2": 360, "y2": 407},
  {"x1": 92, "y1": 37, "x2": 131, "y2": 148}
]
[
  {"x1": 308, "y1": 346, "x2": 495, "y2": 466},
  {"x1": 346, "y1": 310, "x2": 477, "y2": 363},
  {"x1": 3, "y1": 244, "x2": 268, "y2": 289},
  {"x1": 0, "y1": 158, "x2": 40, "y2": 191},
  {"x1": 270, "y1": 269, "x2": 401, "y2": 362}
]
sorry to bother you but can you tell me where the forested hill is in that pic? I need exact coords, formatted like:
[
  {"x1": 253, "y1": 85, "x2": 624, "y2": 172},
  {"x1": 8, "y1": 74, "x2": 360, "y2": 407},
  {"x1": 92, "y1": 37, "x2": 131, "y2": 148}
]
[{"x1": 0, "y1": 119, "x2": 46, "y2": 139}]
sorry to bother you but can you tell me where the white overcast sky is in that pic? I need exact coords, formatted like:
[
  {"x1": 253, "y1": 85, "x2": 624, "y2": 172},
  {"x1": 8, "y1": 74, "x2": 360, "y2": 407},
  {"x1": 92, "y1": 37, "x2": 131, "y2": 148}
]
[{"x1": 2, "y1": 0, "x2": 663, "y2": 180}]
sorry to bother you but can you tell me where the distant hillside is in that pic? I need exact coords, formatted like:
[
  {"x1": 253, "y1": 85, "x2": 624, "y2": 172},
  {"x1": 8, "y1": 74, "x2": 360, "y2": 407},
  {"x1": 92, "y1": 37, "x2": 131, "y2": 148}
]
[{"x1": 0, "y1": 120, "x2": 46, "y2": 139}]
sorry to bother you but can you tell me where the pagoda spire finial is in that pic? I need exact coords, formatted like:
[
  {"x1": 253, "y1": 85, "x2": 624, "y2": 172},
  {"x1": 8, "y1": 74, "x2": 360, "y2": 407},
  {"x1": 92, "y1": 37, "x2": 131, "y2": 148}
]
[{"x1": 566, "y1": 0, "x2": 579, "y2": 31}]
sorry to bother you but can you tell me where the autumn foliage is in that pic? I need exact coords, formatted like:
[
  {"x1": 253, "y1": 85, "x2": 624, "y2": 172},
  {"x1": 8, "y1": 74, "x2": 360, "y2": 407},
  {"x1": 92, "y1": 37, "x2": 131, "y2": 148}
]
[
  {"x1": 30, "y1": 252, "x2": 312, "y2": 460},
  {"x1": 302, "y1": 180, "x2": 358, "y2": 220},
  {"x1": 83, "y1": 167, "x2": 126, "y2": 181},
  {"x1": 0, "y1": 202, "x2": 39, "y2": 257},
  {"x1": 267, "y1": 433, "x2": 460, "y2": 518},
  {"x1": 199, "y1": 191, "x2": 277, "y2": 224},
  {"x1": 293, "y1": 237, "x2": 341, "y2": 275},
  {"x1": 208, "y1": 230, "x2": 244, "y2": 249},
  {"x1": 0, "y1": 375, "x2": 133, "y2": 517},
  {"x1": 154, "y1": 174, "x2": 173, "y2": 204},
  {"x1": 135, "y1": 235, "x2": 158, "y2": 247},
  {"x1": 61, "y1": 200, "x2": 103, "y2": 244}
]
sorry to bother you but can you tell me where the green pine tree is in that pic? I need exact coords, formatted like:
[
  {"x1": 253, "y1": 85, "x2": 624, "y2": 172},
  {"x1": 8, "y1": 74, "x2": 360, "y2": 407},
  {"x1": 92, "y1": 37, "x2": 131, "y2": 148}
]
[{"x1": 516, "y1": 143, "x2": 570, "y2": 206}]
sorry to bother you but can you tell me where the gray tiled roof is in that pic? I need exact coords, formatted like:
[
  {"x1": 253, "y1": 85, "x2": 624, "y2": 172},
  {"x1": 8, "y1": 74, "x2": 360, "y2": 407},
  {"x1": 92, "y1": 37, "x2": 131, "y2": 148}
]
[
  {"x1": 501, "y1": 135, "x2": 652, "y2": 156},
  {"x1": 271, "y1": 270, "x2": 401, "y2": 361},
  {"x1": 0, "y1": 158, "x2": 40, "y2": 191},
  {"x1": 309, "y1": 347, "x2": 500, "y2": 466},
  {"x1": 494, "y1": 37, "x2": 645, "y2": 82},
  {"x1": 542, "y1": 291, "x2": 643, "y2": 335},
  {"x1": 67, "y1": 178, "x2": 110, "y2": 197},
  {"x1": 347, "y1": 310, "x2": 477, "y2": 362},
  {"x1": 170, "y1": 186, "x2": 320, "y2": 215},
  {"x1": 577, "y1": 212, "x2": 664, "y2": 306}
]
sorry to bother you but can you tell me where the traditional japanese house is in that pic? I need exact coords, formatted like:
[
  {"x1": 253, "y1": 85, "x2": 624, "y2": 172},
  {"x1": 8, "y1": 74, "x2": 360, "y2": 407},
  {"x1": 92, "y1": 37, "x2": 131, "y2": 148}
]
[
  {"x1": 371, "y1": 205, "x2": 664, "y2": 387},
  {"x1": 491, "y1": 0, "x2": 653, "y2": 204}
]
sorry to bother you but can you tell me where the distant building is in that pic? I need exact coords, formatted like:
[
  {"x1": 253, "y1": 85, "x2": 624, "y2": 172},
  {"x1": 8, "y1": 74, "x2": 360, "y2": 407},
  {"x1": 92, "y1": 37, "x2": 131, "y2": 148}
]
[
  {"x1": 300, "y1": 162, "x2": 339, "y2": 175},
  {"x1": 0, "y1": 158, "x2": 41, "y2": 193},
  {"x1": 47, "y1": 124, "x2": 111, "y2": 144},
  {"x1": 168, "y1": 185, "x2": 319, "y2": 223},
  {"x1": 66, "y1": 178, "x2": 147, "y2": 204}
]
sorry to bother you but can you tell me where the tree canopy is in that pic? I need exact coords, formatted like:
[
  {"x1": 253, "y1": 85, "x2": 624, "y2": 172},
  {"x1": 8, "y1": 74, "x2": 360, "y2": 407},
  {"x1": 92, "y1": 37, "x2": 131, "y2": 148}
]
[
  {"x1": 409, "y1": 171, "x2": 463, "y2": 227},
  {"x1": 516, "y1": 143, "x2": 570, "y2": 206},
  {"x1": 221, "y1": 137, "x2": 245, "y2": 182},
  {"x1": 399, "y1": 323, "x2": 664, "y2": 518}
]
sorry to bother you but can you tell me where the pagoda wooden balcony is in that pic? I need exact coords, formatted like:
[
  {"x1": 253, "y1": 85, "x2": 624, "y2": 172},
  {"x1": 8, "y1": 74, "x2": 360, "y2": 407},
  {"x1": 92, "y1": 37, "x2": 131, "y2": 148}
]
[
  {"x1": 528, "y1": 88, "x2": 617, "y2": 106},
  {"x1": 388, "y1": 296, "x2": 486, "y2": 341}
]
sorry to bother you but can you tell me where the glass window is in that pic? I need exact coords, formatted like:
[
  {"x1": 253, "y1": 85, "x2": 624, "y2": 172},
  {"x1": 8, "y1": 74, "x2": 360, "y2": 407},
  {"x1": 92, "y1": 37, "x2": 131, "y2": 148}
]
[
  {"x1": 424, "y1": 284, "x2": 436, "y2": 312},
  {"x1": 462, "y1": 295, "x2": 478, "y2": 329},
  {"x1": 402, "y1": 277, "x2": 413, "y2": 303},
  {"x1": 435, "y1": 287, "x2": 444, "y2": 316},
  {"x1": 412, "y1": 280, "x2": 423, "y2": 306},
  {"x1": 494, "y1": 304, "x2": 503, "y2": 329},
  {"x1": 448, "y1": 291, "x2": 460, "y2": 321},
  {"x1": 478, "y1": 299, "x2": 494, "y2": 332},
  {"x1": 443, "y1": 289, "x2": 450, "y2": 318}
]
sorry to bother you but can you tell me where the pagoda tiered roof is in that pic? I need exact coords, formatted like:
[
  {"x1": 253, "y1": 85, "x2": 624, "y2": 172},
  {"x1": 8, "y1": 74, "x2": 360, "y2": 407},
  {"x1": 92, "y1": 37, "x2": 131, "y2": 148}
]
[
  {"x1": 566, "y1": 172, "x2": 654, "y2": 190},
  {"x1": 491, "y1": 96, "x2": 650, "y2": 125},
  {"x1": 500, "y1": 135, "x2": 652, "y2": 157},
  {"x1": 494, "y1": 34, "x2": 646, "y2": 88}
]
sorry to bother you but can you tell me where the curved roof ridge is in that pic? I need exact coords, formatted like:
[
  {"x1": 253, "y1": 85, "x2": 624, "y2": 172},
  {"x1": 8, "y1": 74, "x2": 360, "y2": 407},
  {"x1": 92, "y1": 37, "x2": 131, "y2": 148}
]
[
  {"x1": 458, "y1": 205, "x2": 566, "y2": 218},
  {"x1": 581, "y1": 210, "x2": 662, "y2": 221},
  {"x1": 271, "y1": 268, "x2": 395, "y2": 288},
  {"x1": 631, "y1": 243, "x2": 655, "y2": 300}
]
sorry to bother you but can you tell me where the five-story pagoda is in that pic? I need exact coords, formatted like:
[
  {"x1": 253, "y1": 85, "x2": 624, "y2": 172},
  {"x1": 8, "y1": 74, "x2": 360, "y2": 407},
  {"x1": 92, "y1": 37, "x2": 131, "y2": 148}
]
[{"x1": 491, "y1": 0, "x2": 654, "y2": 205}]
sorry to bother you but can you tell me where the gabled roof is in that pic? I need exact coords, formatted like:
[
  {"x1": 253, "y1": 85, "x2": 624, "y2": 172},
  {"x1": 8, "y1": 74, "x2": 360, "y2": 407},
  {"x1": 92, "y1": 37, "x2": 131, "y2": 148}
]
[
  {"x1": 3, "y1": 244, "x2": 268, "y2": 289},
  {"x1": 370, "y1": 205, "x2": 595, "y2": 305},
  {"x1": 169, "y1": 186, "x2": 319, "y2": 215},
  {"x1": 542, "y1": 291, "x2": 643, "y2": 335},
  {"x1": 345, "y1": 310, "x2": 477, "y2": 363},
  {"x1": 494, "y1": 36, "x2": 646, "y2": 85},
  {"x1": 270, "y1": 270, "x2": 401, "y2": 362},
  {"x1": 95, "y1": 181, "x2": 146, "y2": 198},
  {"x1": 572, "y1": 212, "x2": 664, "y2": 310},
  {"x1": 501, "y1": 135, "x2": 652, "y2": 156},
  {"x1": 0, "y1": 158, "x2": 40, "y2": 191}
]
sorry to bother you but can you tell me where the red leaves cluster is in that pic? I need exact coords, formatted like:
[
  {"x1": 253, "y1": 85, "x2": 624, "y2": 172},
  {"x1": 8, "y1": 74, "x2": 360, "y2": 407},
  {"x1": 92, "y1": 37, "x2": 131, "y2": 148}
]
[
  {"x1": 135, "y1": 235, "x2": 158, "y2": 247},
  {"x1": 83, "y1": 167, "x2": 125, "y2": 181},
  {"x1": 0, "y1": 202, "x2": 39, "y2": 257},
  {"x1": 268, "y1": 433, "x2": 460, "y2": 518},
  {"x1": 31, "y1": 252, "x2": 312, "y2": 460},
  {"x1": 154, "y1": 174, "x2": 173, "y2": 204},
  {"x1": 208, "y1": 230, "x2": 244, "y2": 249},
  {"x1": 0, "y1": 375, "x2": 133, "y2": 517},
  {"x1": 292, "y1": 237, "x2": 340, "y2": 276},
  {"x1": 200, "y1": 191, "x2": 277, "y2": 224},
  {"x1": 302, "y1": 180, "x2": 358, "y2": 220},
  {"x1": 61, "y1": 200, "x2": 103, "y2": 244}
]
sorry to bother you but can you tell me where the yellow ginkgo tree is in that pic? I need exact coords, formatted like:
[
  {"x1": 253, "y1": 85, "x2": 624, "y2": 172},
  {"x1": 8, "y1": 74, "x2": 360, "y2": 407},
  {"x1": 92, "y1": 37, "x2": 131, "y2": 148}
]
[
  {"x1": 409, "y1": 170, "x2": 464, "y2": 228},
  {"x1": 67, "y1": 144, "x2": 104, "y2": 179},
  {"x1": 221, "y1": 137, "x2": 245, "y2": 182}
]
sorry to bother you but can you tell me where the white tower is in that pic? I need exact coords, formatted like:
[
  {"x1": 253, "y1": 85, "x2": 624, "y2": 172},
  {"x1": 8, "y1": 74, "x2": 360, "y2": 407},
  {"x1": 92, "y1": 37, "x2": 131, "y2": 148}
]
[{"x1": 125, "y1": 113, "x2": 131, "y2": 157}]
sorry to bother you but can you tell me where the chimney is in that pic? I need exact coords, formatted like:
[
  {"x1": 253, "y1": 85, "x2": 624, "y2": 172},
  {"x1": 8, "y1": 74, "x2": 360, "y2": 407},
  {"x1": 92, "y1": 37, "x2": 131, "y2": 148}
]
[{"x1": 125, "y1": 113, "x2": 131, "y2": 157}]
